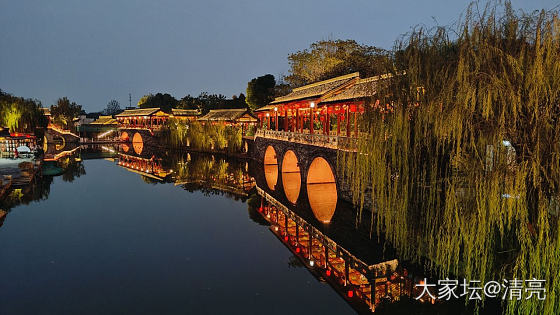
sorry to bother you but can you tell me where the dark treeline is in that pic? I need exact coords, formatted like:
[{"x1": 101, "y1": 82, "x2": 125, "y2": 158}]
[{"x1": 137, "y1": 92, "x2": 250, "y2": 114}]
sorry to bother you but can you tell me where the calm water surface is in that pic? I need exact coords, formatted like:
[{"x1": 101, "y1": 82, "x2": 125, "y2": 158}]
[{"x1": 0, "y1": 156, "x2": 354, "y2": 314}]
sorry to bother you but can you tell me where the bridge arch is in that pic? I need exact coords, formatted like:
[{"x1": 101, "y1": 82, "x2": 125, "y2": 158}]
[
  {"x1": 264, "y1": 145, "x2": 278, "y2": 190},
  {"x1": 132, "y1": 132, "x2": 143, "y2": 155},
  {"x1": 306, "y1": 157, "x2": 337, "y2": 223},
  {"x1": 281, "y1": 150, "x2": 301, "y2": 204}
]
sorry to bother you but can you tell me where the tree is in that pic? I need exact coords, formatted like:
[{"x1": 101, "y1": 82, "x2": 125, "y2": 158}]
[
  {"x1": 246, "y1": 74, "x2": 276, "y2": 110},
  {"x1": 0, "y1": 90, "x2": 47, "y2": 132},
  {"x1": 177, "y1": 94, "x2": 199, "y2": 110},
  {"x1": 284, "y1": 39, "x2": 390, "y2": 87},
  {"x1": 137, "y1": 93, "x2": 178, "y2": 112},
  {"x1": 50, "y1": 97, "x2": 82, "y2": 130},
  {"x1": 103, "y1": 100, "x2": 121, "y2": 115},
  {"x1": 196, "y1": 92, "x2": 227, "y2": 114}
]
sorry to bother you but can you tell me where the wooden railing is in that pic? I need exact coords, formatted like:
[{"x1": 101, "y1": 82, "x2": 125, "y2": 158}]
[{"x1": 255, "y1": 129, "x2": 357, "y2": 151}]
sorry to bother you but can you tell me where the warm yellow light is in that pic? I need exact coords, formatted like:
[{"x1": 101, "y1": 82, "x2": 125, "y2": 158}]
[
  {"x1": 266, "y1": 113, "x2": 270, "y2": 117},
  {"x1": 274, "y1": 107, "x2": 278, "y2": 111},
  {"x1": 310, "y1": 102, "x2": 315, "y2": 108}
]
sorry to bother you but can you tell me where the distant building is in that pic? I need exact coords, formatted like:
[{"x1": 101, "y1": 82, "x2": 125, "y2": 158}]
[
  {"x1": 78, "y1": 116, "x2": 118, "y2": 139},
  {"x1": 171, "y1": 108, "x2": 201, "y2": 121},
  {"x1": 197, "y1": 108, "x2": 258, "y2": 135}
]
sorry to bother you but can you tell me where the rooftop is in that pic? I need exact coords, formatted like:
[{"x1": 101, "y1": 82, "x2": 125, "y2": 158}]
[
  {"x1": 270, "y1": 72, "x2": 359, "y2": 104},
  {"x1": 321, "y1": 74, "x2": 391, "y2": 103},
  {"x1": 171, "y1": 108, "x2": 201, "y2": 116},
  {"x1": 198, "y1": 108, "x2": 257, "y2": 122},
  {"x1": 90, "y1": 116, "x2": 118, "y2": 125},
  {"x1": 115, "y1": 108, "x2": 162, "y2": 117}
]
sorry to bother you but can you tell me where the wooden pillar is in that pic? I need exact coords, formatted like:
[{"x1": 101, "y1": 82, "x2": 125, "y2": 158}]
[
  {"x1": 284, "y1": 109, "x2": 288, "y2": 131},
  {"x1": 275, "y1": 110, "x2": 278, "y2": 131},
  {"x1": 326, "y1": 107, "x2": 330, "y2": 136},
  {"x1": 354, "y1": 111, "x2": 358, "y2": 137},
  {"x1": 310, "y1": 109, "x2": 314, "y2": 134},
  {"x1": 346, "y1": 106, "x2": 351, "y2": 137},
  {"x1": 337, "y1": 112, "x2": 341, "y2": 136},
  {"x1": 296, "y1": 109, "x2": 299, "y2": 132},
  {"x1": 300, "y1": 110, "x2": 303, "y2": 133}
]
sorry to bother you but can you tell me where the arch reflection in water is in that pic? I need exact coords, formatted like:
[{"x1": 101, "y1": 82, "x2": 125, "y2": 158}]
[
  {"x1": 132, "y1": 132, "x2": 143, "y2": 155},
  {"x1": 263, "y1": 146, "x2": 278, "y2": 190},
  {"x1": 281, "y1": 150, "x2": 301, "y2": 203},
  {"x1": 306, "y1": 157, "x2": 337, "y2": 223},
  {"x1": 120, "y1": 131, "x2": 129, "y2": 141}
]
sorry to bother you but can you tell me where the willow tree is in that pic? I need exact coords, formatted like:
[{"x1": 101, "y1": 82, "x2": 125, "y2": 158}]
[{"x1": 340, "y1": 2, "x2": 560, "y2": 314}]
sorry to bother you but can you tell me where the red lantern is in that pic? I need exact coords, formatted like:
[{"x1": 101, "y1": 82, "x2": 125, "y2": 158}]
[
  {"x1": 347, "y1": 290, "x2": 353, "y2": 298},
  {"x1": 295, "y1": 247, "x2": 300, "y2": 253},
  {"x1": 326, "y1": 270, "x2": 331, "y2": 276}
]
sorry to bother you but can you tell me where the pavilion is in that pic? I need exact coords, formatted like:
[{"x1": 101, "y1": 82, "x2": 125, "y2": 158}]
[
  {"x1": 115, "y1": 108, "x2": 170, "y2": 130},
  {"x1": 197, "y1": 108, "x2": 257, "y2": 135},
  {"x1": 255, "y1": 72, "x2": 389, "y2": 138}
]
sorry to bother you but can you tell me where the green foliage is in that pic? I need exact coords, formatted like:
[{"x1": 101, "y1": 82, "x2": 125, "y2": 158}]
[
  {"x1": 285, "y1": 39, "x2": 391, "y2": 87},
  {"x1": 0, "y1": 90, "x2": 47, "y2": 132},
  {"x1": 246, "y1": 74, "x2": 276, "y2": 110},
  {"x1": 137, "y1": 93, "x2": 178, "y2": 112},
  {"x1": 165, "y1": 120, "x2": 243, "y2": 154},
  {"x1": 50, "y1": 97, "x2": 82, "y2": 130},
  {"x1": 339, "y1": 2, "x2": 560, "y2": 314}
]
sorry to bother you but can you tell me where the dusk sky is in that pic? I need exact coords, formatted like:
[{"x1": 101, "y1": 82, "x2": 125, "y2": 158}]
[{"x1": 1, "y1": 0, "x2": 558, "y2": 112}]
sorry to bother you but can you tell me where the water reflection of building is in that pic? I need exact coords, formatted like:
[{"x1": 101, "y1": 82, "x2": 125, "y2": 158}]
[
  {"x1": 253, "y1": 161, "x2": 431, "y2": 312},
  {"x1": 173, "y1": 153, "x2": 255, "y2": 199}
]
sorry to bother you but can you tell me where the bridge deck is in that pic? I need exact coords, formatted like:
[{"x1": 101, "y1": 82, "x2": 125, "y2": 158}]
[{"x1": 255, "y1": 129, "x2": 357, "y2": 151}]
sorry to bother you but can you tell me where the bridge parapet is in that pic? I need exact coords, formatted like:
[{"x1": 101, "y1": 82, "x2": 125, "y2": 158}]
[{"x1": 255, "y1": 129, "x2": 356, "y2": 151}]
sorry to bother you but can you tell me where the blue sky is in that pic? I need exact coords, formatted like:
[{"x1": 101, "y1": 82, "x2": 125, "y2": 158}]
[{"x1": 1, "y1": 0, "x2": 558, "y2": 112}]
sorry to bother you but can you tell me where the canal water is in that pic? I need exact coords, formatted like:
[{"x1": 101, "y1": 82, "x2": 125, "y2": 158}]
[
  {"x1": 0, "y1": 145, "x2": 506, "y2": 314},
  {"x1": 0, "y1": 146, "x2": 356, "y2": 314}
]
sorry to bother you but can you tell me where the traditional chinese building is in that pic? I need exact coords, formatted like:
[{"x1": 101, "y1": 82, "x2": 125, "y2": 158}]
[
  {"x1": 170, "y1": 108, "x2": 201, "y2": 121},
  {"x1": 255, "y1": 72, "x2": 387, "y2": 138},
  {"x1": 0, "y1": 127, "x2": 37, "y2": 158},
  {"x1": 78, "y1": 115, "x2": 119, "y2": 140},
  {"x1": 115, "y1": 108, "x2": 170, "y2": 130},
  {"x1": 197, "y1": 108, "x2": 257, "y2": 136}
]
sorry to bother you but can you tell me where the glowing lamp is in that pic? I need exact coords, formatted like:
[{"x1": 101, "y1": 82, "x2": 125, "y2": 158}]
[
  {"x1": 310, "y1": 102, "x2": 315, "y2": 108},
  {"x1": 284, "y1": 236, "x2": 289, "y2": 242},
  {"x1": 347, "y1": 290, "x2": 353, "y2": 298},
  {"x1": 274, "y1": 107, "x2": 278, "y2": 111},
  {"x1": 309, "y1": 260, "x2": 314, "y2": 267},
  {"x1": 295, "y1": 247, "x2": 300, "y2": 253},
  {"x1": 266, "y1": 113, "x2": 270, "y2": 117},
  {"x1": 326, "y1": 270, "x2": 331, "y2": 276}
]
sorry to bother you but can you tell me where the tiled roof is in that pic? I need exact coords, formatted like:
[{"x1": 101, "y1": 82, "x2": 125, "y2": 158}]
[
  {"x1": 254, "y1": 105, "x2": 276, "y2": 112},
  {"x1": 171, "y1": 108, "x2": 201, "y2": 116},
  {"x1": 90, "y1": 116, "x2": 118, "y2": 125},
  {"x1": 270, "y1": 72, "x2": 359, "y2": 104},
  {"x1": 115, "y1": 108, "x2": 161, "y2": 117},
  {"x1": 198, "y1": 109, "x2": 257, "y2": 122},
  {"x1": 321, "y1": 74, "x2": 390, "y2": 103}
]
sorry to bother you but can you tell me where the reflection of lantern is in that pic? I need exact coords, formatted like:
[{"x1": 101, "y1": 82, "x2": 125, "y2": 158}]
[
  {"x1": 284, "y1": 236, "x2": 288, "y2": 242},
  {"x1": 295, "y1": 247, "x2": 300, "y2": 253},
  {"x1": 347, "y1": 291, "x2": 353, "y2": 298}
]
